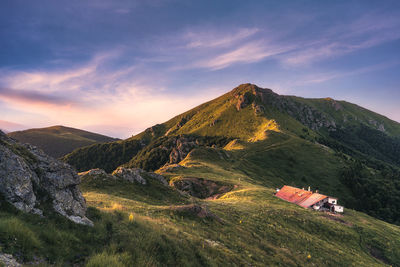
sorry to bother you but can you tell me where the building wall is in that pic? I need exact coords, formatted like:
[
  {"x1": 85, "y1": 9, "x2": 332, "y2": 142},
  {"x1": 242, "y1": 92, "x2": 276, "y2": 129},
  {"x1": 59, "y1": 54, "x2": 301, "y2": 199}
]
[{"x1": 328, "y1": 198, "x2": 337, "y2": 204}]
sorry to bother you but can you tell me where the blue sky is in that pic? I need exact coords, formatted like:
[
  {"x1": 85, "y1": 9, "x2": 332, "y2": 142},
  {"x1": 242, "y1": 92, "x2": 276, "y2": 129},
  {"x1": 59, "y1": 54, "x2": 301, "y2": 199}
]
[{"x1": 0, "y1": 0, "x2": 399, "y2": 137}]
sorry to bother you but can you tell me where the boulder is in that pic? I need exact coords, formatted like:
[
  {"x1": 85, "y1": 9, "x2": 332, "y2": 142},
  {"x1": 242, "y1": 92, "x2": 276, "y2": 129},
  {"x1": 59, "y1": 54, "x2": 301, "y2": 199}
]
[
  {"x1": 78, "y1": 168, "x2": 114, "y2": 179},
  {"x1": 0, "y1": 131, "x2": 92, "y2": 226},
  {"x1": 0, "y1": 253, "x2": 21, "y2": 267},
  {"x1": 112, "y1": 167, "x2": 147, "y2": 184}
]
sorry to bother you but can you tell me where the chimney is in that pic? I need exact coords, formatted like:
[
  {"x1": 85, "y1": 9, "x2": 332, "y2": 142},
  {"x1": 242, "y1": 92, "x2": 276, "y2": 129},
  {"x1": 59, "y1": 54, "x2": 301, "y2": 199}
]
[
  {"x1": 316, "y1": 190, "x2": 319, "y2": 193},
  {"x1": 308, "y1": 186, "x2": 311, "y2": 192}
]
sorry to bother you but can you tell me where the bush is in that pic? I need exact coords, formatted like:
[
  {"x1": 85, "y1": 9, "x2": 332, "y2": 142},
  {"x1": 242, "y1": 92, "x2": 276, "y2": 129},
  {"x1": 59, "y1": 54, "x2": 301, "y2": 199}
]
[{"x1": 86, "y1": 251, "x2": 131, "y2": 267}]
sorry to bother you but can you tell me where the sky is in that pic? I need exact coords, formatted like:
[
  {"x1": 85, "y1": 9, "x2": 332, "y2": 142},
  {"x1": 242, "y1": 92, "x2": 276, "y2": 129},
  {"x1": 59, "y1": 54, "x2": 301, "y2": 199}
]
[{"x1": 1, "y1": 0, "x2": 399, "y2": 138}]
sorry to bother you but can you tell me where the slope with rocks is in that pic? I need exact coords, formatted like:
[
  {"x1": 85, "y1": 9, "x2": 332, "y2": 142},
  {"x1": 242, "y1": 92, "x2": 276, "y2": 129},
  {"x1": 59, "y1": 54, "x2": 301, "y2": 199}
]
[
  {"x1": 64, "y1": 84, "x2": 400, "y2": 172},
  {"x1": 8, "y1": 125, "x2": 119, "y2": 158},
  {"x1": 2, "y1": 84, "x2": 400, "y2": 265},
  {"x1": 62, "y1": 83, "x2": 400, "y2": 225}
]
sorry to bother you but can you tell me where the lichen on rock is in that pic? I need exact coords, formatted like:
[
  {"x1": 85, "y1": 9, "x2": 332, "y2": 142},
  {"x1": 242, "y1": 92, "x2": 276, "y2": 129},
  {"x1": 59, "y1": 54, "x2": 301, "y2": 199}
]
[{"x1": 0, "y1": 130, "x2": 92, "y2": 226}]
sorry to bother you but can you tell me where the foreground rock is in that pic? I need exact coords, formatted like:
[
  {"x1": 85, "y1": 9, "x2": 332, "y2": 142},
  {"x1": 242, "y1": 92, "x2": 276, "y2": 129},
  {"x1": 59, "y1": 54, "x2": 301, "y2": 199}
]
[{"x1": 0, "y1": 130, "x2": 92, "y2": 226}]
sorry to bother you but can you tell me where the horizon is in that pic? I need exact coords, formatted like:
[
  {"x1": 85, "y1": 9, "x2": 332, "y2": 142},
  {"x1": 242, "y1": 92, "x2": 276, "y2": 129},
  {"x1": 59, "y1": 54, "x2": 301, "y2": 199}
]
[
  {"x1": 1, "y1": 84, "x2": 399, "y2": 139},
  {"x1": 1, "y1": 1, "x2": 400, "y2": 138}
]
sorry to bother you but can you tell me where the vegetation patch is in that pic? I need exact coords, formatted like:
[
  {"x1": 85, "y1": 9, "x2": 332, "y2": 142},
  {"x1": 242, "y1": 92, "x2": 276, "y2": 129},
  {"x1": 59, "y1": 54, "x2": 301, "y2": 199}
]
[
  {"x1": 170, "y1": 204, "x2": 224, "y2": 223},
  {"x1": 170, "y1": 176, "x2": 234, "y2": 199}
]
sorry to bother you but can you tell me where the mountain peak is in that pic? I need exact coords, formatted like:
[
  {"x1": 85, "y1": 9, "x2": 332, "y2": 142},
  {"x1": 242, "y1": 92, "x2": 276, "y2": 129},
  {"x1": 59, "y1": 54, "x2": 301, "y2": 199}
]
[{"x1": 230, "y1": 83, "x2": 274, "y2": 96}]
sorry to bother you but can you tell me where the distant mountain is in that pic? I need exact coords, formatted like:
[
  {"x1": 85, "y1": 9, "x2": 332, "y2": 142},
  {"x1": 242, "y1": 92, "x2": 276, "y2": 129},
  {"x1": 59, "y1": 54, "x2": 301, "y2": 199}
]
[
  {"x1": 8, "y1": 125, "x2": 119, "y2": 158},
  {"x1": 63, "y1": 83, "x2": 400, "y2": 225},
  {"x1": 0, "y1": 119, "x2": 26, "y2": 133}
]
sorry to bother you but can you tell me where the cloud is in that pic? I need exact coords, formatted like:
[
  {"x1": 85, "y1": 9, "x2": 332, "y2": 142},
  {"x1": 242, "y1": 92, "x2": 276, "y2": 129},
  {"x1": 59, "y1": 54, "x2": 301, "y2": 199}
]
[
  {"x1": 162, "y1": 11, "x2": 400, "y2": 71},
  {"x1": 0, "y1": 119, "x2": 26, "y2": 133},
  {"x1": 293, "y1": 60, "x2": 400, "y2": 86},
  {"x1": 161, "y1": 27, "x2": 293, "y2": 70},
  {"x1": 185, "y1": 28, "x2": 259, "y2": 49},
  {"x1": 1, "y1": 51, "x2": 119, "y2": 94},
  {"x1": 0, "y1": 87, "x2": 75, "y2": 106},
  {"x1": 194, "y1": 41, "x2": 292, "y2": 70},
  {"x1": 0, "y1": 51, "x2": 223, "y2": 138},
  {"x1": 280, "y1": 12, "x2": 400, "y2": 66}
]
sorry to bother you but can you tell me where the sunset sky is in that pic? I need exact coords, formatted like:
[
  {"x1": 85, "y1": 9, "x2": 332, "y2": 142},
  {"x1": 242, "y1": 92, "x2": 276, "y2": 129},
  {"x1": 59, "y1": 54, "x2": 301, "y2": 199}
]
[{"x1": 1, "y1": 0, "x2": 400, "y2": 138}]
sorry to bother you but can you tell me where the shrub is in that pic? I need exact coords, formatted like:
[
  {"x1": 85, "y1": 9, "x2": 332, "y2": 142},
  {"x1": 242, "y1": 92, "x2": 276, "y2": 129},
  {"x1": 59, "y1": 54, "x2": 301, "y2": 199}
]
[{"x1": 86, "y1": 251, "x2": 131, "y2": 267}]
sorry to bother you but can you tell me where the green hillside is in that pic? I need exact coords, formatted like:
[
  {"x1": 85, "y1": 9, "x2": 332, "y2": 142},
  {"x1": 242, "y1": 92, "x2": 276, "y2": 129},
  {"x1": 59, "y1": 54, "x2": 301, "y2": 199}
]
[
  {"x1": 8, "y1": 125, "x2": 119, "y2": 158},
  {"x1": 2, "y1": 141, "x2": 400, "y2": 266},
  {"x1": 63, "y1": 84, "x2": 400, "y2": 224},
  {"x1": 2, "y1": 84, "x2": 400, "y2": 265}
]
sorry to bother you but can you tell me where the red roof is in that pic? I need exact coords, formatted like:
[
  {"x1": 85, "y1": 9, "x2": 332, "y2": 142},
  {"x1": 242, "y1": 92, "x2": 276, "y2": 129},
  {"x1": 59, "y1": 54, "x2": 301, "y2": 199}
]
[{"x1": 275, "y1": 185, "x2": 328, "y2": 208}]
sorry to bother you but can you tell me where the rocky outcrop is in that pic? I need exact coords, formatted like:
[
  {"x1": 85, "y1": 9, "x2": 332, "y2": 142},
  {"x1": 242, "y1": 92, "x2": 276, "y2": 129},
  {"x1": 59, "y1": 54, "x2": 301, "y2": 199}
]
[
  {"x1": 112, "y1": 167, "x2": 147, "y2": 184},
  {"x1": 231, "y1": 84, "x2": 337, "y2": 131},
  {"x1": 0, "y1": 131, "x2": 92, "y2": 226},
  {"x1": 168, "y1": 136, "x2": 197, "y2": 164},
  {"x1": 79, "y1": 168, "x2": 112, "y2": 178},
  {"x1": 144, "y1": 124, "x2": 164, "y2": 137},
  {"x1": 252, "y1": 103, "x2": 265, "y2": 115},
  {"x1": 146, "y1": 172, "x2": 168, "y2": 186},
  {"x1": 0, "y1": 253, "x2": 21, "y2": 267},
  {"x1": 326, "y1": 98, "x2": 343, "y2": 111},
  {"x1": 80, "y1": 167, "x2": 168, "y2": 186},
  {"x1": 232, "y1": 88, "x2": 254, "y2": 111}
]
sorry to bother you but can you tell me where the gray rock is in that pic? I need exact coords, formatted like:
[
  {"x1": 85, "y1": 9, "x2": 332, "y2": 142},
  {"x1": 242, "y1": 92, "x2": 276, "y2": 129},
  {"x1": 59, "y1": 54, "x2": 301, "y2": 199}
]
[
  {"x1": 0, "y1": 143, "x2": 37, "y2": 212},
  {"x1": 0, "y1": 131, "x2": 92, "y2": 226},
  {"x1": 112, "y1": 167, "x2": 147, "y2": 184},
  {"x1": 81, "y1": 167, "x2": 168, "y2": 187},
  {"x1": 147, "y1": 172, "x2": 168, "y2": 186},
  {"x1": 85, "y1": 168, "x2": 107, "y2": 176},
  {"x1": 79, "y1": 168, "x2": 114, "y2": 179},
  {"x1": 0, "y1": 252, "x2": 21, "y2": 267},
  {"x1": 169, "y1": 136, "x2": 197, "y2": 164}
]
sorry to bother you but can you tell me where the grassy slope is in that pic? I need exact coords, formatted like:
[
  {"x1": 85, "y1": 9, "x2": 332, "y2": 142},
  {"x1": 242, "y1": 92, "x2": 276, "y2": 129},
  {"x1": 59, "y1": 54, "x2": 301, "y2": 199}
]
[
  {"x1": 33, "y1": 83, "x2": 400, "y2": 265},
  {"x1": 8, "y1": 125, "x2": 118, "y2": 158},
  {"x1": 2, "y1": 129, "x2": 400, "y2": 264},
  {"x1": 4, "y1": 141, "x2": 398, "y2": 266},
  {"x1": 63, "y1": 83, "x2": 400, "y2": 174},
  {"x1": 62, "y1": 86, "x2": 310, "y2": 172},
  {"x1": 291, "y1": 96, "x2": 400, "y2": 137}
]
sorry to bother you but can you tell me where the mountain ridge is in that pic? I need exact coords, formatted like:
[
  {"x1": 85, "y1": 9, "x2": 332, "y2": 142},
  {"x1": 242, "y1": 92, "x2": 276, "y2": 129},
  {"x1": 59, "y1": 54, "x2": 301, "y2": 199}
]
[
  {"x1": 63, "y1": 83, "x2": 400, "y2": 226},
  {"x1": 8, "y1": 125, "x2": 119, "y2": 158}
]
